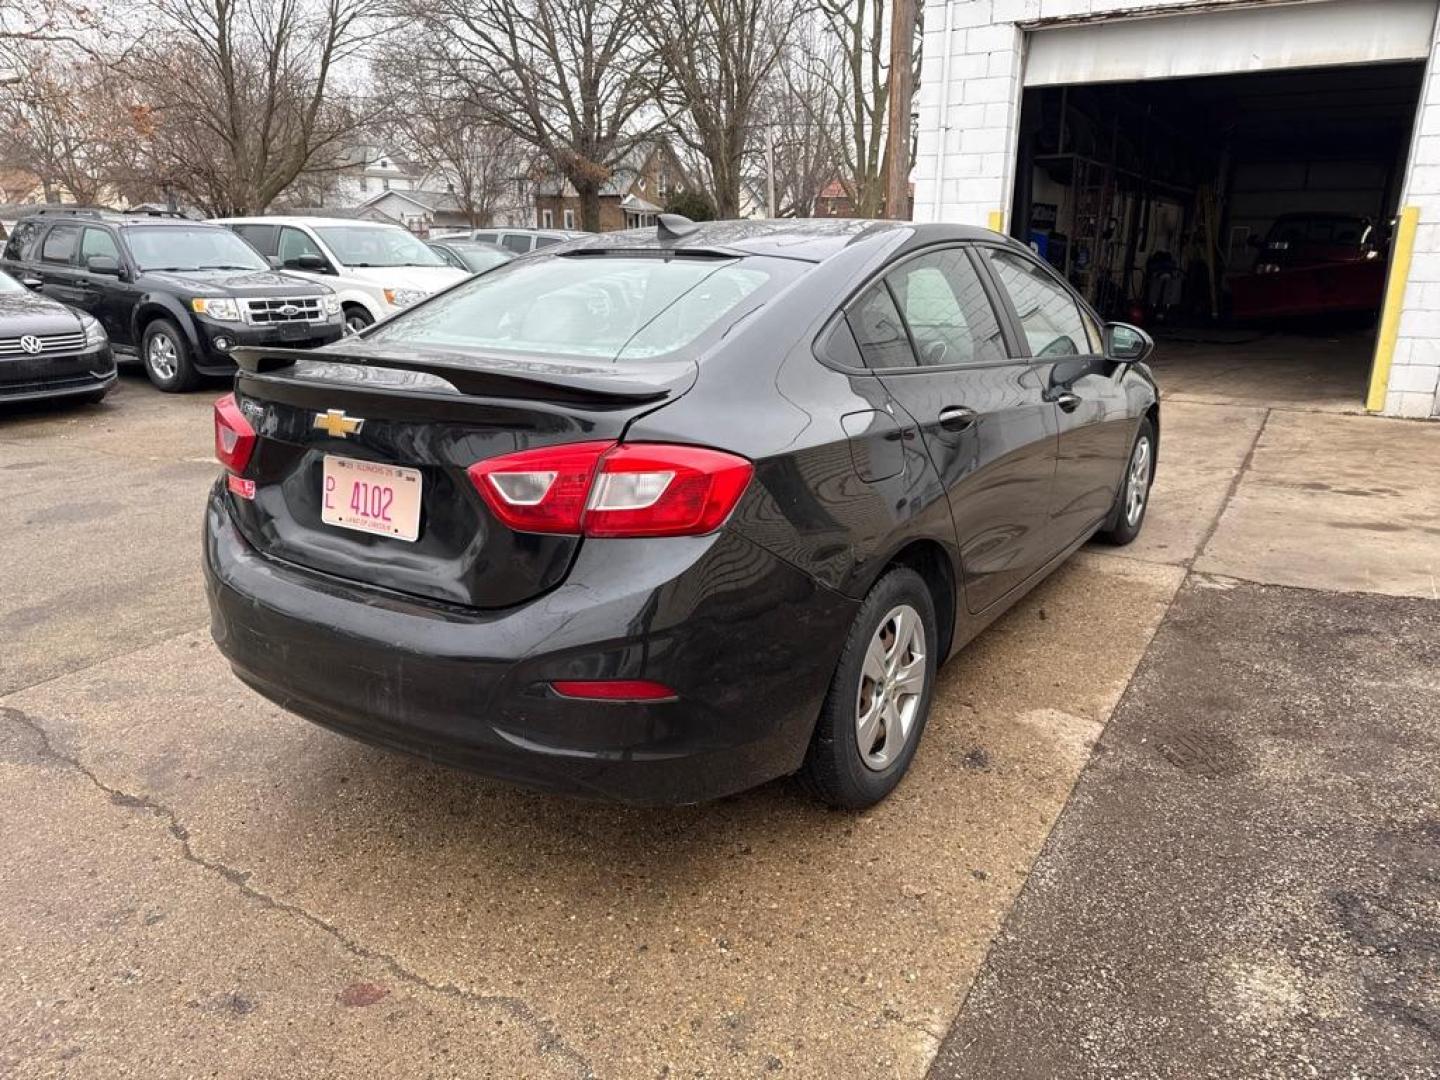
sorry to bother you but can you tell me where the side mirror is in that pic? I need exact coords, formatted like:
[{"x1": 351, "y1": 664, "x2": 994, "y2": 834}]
[
  {"x1": 20, "y1": 276, "x2": 42, "y2": 291},
  {"x1": 288, "y1": 253, "x2": 328, "y2": 272},
  {"x1": 1106, "y1": 322, "x2": 1154, "y2": 364},
  {"x1": 86, "y1": 254, "x2": 121, "y2": 276}
]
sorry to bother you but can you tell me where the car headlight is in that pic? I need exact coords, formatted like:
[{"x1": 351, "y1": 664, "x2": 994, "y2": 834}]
[
  {"x1": 80, "y1": 315, "x2": 108, "y2": 349},
  {"x1": 384, "y1": 287, "x2": 428, "y2": 308},
  {"x1": 191, "y1": 297, "x2": 241, "y2": 321},
  {"x1": 322, "y1": 294, "x2": 342, "y2": 316}
]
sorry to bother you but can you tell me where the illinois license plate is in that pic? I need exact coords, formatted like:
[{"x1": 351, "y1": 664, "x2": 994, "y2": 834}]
[{"x1": 321, "y1": 455, "x2": 422, "y2": 542}]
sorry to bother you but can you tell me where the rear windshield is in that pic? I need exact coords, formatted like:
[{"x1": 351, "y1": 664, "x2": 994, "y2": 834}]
[{"x1": 366, "y1": 253, "x2": 793, "y2": 361}]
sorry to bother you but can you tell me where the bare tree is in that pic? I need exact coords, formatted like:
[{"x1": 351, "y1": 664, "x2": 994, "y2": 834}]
[
  {"x1": 758, "y1": 23, "x2": 840, "y2": 217},
  {"x1": 393, "y1": 0, "x2": 660, "y2": 232},
  {"x1": 811, "y1": 0, "x2": 922, "y2": 218},
  {"x1": 372, "y1": 44, "x2": 526, "y2": 227},
  {"x1": 0, "y1": 50, "x2": 142, "y2": 204},
  {"x1": 132, "y1": 0, "x2": 382, "y2": 215},
  {"x1": 643, "y1": 0, "x2": 795, "y2": 219}
]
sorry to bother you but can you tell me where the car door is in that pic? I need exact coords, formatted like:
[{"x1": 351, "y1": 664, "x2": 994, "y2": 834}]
[
  {"x1": 36, "y1": 223, "x2": 85, "y2": 307},
  {"x1": 848, "y1": 246, "x2": 1059, "y2": 614},
  {"x1": 982, "y1": 247, "x2": 1135, "y2": 551},
  {"x1": 73, "y1": 226, "x2": 134, "y2": 345}
]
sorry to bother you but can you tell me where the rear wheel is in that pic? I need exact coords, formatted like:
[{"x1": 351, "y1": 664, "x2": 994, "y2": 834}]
[
  {"x1": 141, "y1": 319, "x2": 198, "y2": 392},
  {"x1": 798, "y1": 567, "x2": 937, "y2": 809},
  {"x1": 1097, "y1": 416, "x2": 1155, "y2": 546}
]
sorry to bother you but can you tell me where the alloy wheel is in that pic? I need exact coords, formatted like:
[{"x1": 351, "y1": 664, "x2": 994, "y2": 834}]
[
  {"x1": 147, "y1": 334, "x2": 178, "y2": 381},
  {"x1": 855, "y1": 604, "x2": 927, "y2": 771},
  {"x1": 1126, "y1": 436, "x2": 1151, "y2": 526}
]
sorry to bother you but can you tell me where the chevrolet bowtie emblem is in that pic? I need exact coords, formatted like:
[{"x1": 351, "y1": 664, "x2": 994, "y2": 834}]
[{"x1": 313, "y1": 409, "x2": 364, "y2": 438}]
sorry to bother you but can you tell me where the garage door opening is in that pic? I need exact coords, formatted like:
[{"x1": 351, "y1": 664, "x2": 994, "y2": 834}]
[{"x1": 1008, "y1": 61, "x2": 1426, "y2": 411}]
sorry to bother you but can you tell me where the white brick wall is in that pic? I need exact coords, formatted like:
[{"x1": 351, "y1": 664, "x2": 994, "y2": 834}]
[{"x1": 914, "y1": 0, "x2": 1440, "y2": 417}]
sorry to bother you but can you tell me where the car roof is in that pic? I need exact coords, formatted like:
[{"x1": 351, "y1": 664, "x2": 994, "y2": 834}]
[
  {"x1": 17, "y1": 209, "x2": 215, "y2": 229},
  {"x1": 561, "y1": 218, "x2": 1005, "y2": 263},
  {"x1": 212, "y1": 216, "x2": 408, "y2": 229}
]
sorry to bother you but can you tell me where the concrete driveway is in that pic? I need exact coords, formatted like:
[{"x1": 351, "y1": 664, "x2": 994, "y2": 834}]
[{"x1": 2, "y1": 366, "x2": 1436, "y2": 1078}]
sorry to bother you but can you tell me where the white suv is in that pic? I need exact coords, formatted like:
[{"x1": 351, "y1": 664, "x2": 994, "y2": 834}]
[{"x1": 214, "y1": 217, "x2": 467, "y2": 332}]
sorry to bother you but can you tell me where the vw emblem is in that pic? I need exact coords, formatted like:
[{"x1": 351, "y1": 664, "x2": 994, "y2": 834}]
[
  {"x1": 278, "y1": 304, "x2": 299, "y2": 317},
  {"x1": 19, "y1": 335, "x2": 42, "y2": 355}
]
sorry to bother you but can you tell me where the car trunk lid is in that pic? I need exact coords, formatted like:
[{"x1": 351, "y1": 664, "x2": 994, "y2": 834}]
[{"x1": 226, "y1": 345, "x2": 694, "y2": 609}]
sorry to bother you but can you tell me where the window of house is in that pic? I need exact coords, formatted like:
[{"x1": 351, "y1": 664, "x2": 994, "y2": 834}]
[
  {"x1": 541, "y1": 209, "x2": 554, "y2": 229},
  {"x1": 563, "y1": 209, "x2": 575, "y2": 230}
]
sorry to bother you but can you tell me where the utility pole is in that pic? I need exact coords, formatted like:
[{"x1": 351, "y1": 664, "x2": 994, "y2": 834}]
[
  {"x1": 765, "y1": 125, "x2": 777, "y2": 218},
  {"x1": 883, "y1": 0, "x2": 916, "y2": 220}
]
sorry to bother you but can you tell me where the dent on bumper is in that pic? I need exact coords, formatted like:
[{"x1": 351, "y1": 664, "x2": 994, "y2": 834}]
[{"x1": 202, "y1": 484, "x2": 856, "y2": 803}]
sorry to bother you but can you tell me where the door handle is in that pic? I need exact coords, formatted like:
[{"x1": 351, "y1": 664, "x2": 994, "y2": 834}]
[
  {"x1": 938, "y1": 405, "x2": 978, "y2": 432},
  {"x1": 1052, "y1": 391, "x2": 1082, "y2": 413}
]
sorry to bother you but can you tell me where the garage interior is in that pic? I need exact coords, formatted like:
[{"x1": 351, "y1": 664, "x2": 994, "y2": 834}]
[{"x1": 1008, "y1": 61, "x2": 1426, "y2": 411}]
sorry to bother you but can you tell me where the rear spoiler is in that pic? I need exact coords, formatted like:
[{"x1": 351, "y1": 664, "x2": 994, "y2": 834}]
[{"x1": 231, "y1": 345, "x2": 693, "y2": 406}]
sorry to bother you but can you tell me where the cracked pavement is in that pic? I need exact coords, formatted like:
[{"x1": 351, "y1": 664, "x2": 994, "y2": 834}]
[{"x1": 3, "y1": 364, "x2": 1438, "y2": 1077}]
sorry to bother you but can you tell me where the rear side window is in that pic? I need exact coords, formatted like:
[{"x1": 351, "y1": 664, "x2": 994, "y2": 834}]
[
  {"x1": 41, "y1": 225, "x2": 80, "y2": 265},
  {"x1": 501, "y1": 234, "x2": 532, "y2": 254},
  {"x1": 232, "y1": 224, "x2": 279, "y2": 257},
  {"x1": 473, "y1": 232, "x2": 498, "y2": 244},
  {"x1": 367, "y1": 254, "x2": 789, "y2": 362},
  {"x1": 4, "y1": 219, "x2": 44, "y2": 262},
  {"x1": 885, "y1": 248, "x2": 1007, "y2": 367},
  {"x1": 985, "y1": 249, "x2": 1091, "y2": 358},
  {"x1": 80, "y1": 228, "x2": 120, "y2": 263},
  {"x1": 846, "y1": 283, "x2": 915, "y2": 370},
  {"x1": 534, "y1": 236, "x2": 563, "y2": 250}
]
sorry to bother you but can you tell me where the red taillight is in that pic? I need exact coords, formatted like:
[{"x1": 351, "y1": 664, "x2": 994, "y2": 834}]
[
  {"x1": 214, "y1": 393, "x2": 256, "y2": 474},
  {"x1": 550, "y1": 679, "x2": 678, "y2": 702},
  {"x1": 468, "y1": 441, "x2": 753, "y2": 538}
]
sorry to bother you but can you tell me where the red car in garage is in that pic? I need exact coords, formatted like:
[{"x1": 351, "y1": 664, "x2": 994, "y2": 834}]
[{"x1": 1231, "y1": 213, "x2": 1388, "y2": 321}]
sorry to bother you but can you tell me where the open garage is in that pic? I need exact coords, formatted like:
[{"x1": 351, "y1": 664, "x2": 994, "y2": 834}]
[{"x1": 915, "y1": 0, "x2": 1440, "y2": 419}]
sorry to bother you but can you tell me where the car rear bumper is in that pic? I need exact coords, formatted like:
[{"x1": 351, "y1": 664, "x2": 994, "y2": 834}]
[
  {"x1": 0, "y1": 348, "x2": 116, "y2": 402},
  {"x1": 202, "y1": 482, "x2": 855, "y2": 803}
]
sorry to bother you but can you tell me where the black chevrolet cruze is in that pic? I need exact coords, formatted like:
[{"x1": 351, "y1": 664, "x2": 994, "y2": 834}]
[{"x1": 204, "y1": 218, "x2": 1159, "y2": 808}]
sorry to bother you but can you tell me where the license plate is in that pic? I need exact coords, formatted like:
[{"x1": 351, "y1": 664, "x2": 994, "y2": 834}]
[
  {"x1": 277, "y1": 322, "x2": 312, "y2": 341},
  {"x1": 321, "y1": 455, "x2": 422, "y2": 542}
]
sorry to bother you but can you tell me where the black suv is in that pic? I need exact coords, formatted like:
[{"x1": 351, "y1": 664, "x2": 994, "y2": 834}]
[{"x1": 0, "y1": 209, "x2": 345, "y2": 391}]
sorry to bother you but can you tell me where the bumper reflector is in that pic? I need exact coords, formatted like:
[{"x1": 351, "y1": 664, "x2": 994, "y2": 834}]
[{"x1": 550, "y1": 679, "x2": 678, "y2": 702}]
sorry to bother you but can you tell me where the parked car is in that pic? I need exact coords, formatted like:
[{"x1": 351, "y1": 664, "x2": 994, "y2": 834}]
[
  {"x1": 0, "y1": 209, "x2": 344, "y2": 391},
  {"x1": 204, "y1": 217, "x2": 1159, "y2": 808},
  {"x1": 0, "y1": 268, "x2": 115, "y2": 405},
  {"x1": 426, "y1": 238, "x2": 515, "y2": 275},
  {"x1": 214, "y1": 217, "x2": 467, "y2": 332},
  {"x1": 435, "y1": 227, "x2": 588, "y2": 254},
  {"x1": 1231, "y1": 212, "x2": 1388, "y2": 321}
]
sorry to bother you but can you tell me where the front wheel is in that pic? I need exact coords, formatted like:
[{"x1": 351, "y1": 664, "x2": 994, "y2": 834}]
[
  {"x1": 343, "y1": 305, "x2": 374, "y2": 334},
  {"x1": 141, "y1": 319, "x2": 198, "y2": 392},
  {"x1": 798, "y1": 566, "x2": 938, "y2": 809},
  {"x1": 1097, "y1": 416, "x2": 1155, "y2": 546}
]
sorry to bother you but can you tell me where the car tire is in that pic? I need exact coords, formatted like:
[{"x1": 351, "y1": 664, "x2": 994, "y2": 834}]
[
  {"x1": 798, "y1": 566, "x2": 938, "y2": 809},
  {"x1": 141, "y1": 319, "x2": 198, "y2": 392},
  {"x1": 343, "y1": 305, "x2": 373, "y2": 334},
  {"x1": 1097, "y1": 416, "x2": 1156, "y2": 546}
]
